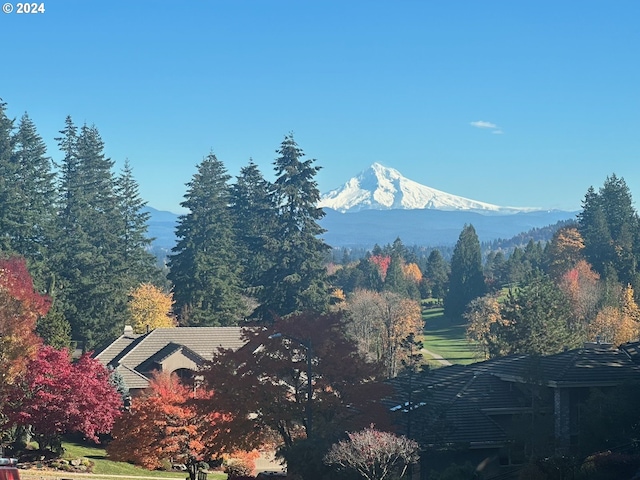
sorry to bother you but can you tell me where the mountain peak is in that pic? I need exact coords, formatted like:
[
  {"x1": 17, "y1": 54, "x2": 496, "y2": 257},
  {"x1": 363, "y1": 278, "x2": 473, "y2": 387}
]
[{"x1": 318, "y1": 164, "x2": 538, "y2": 214}]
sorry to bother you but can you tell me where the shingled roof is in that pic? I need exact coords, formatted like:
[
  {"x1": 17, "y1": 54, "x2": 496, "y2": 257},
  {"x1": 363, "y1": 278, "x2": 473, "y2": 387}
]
[
  {"x1": 387, "y1": 341, "x2": 640, "y2": 448},
  {"x1": 94, "y1": 326, "x2": 248, "y2": 390}
]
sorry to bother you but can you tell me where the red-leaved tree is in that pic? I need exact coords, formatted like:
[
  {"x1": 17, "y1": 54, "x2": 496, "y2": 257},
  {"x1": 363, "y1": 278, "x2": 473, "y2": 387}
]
[
  {"x1": 107, "y1": 372, "x2": 225, "y2": 480},
  {"x1": 0, "y1": 257, "x2": 49, "y2": 387},
  {"x1": 4, "y1": 346, "x2": 122, "y2": 452},
  {"x1": 201, "y1": 312, "x2": 393, "y2": 450}
]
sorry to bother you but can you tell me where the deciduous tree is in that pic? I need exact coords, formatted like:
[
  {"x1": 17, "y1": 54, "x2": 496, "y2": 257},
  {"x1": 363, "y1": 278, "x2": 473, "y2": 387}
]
[
  {"x1": 464, "y1": 294, "x2": 506, "y2": 359},
  {"x1": 0, "y1": 257, "x2": 48, "y2": 387},
  {"x1": 558, "y1": 260, "x2": 601, "y2": 336},
  {"x1": 345, "y1": 290, "x2": 424, "y2": 378},
  {"x1": 127, "y1": 283, "x2": 175, "y2": 333},
  {"x1": 588, "y1": 285, "x2": 640, "y2": 345},
  {"x1": 4, "y1": 346, "x2": 122, "y2": 452},
  {"x1": 200, "y1": 312, "x2": 392, "y2": 451},
  {"x1": 545, "y1": 226, "x2": 585, "y2": 279},
  {"x1": 323, "y1": 425, "x2": 419, "y2": 480},
  {"x1": 108, "y1": 372, "x2": 220, "y2": 480}
]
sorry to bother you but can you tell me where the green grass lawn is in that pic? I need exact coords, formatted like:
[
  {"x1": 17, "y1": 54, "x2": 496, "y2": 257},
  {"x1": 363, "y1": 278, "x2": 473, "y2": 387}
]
[
  {"x1": 58, "y1": 441, "x2": 227, "y2": 479},
  {"x1": 421, "y1": 307, "x2": 480, "y2": 366}
]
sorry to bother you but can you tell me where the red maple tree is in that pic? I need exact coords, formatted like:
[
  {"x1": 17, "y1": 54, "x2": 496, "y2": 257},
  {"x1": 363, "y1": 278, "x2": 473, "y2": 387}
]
[
  {"x1": 4, "y1": 346, "x2": 122, "y2": 452},
  {"x1": 108, "y1": 372, "x2": 224, "y2": 480},
  {"x1": 0, "y1": 257, "x2": 48, "y2": 388},
  {"x1": 370, "y1": 255, "x2": 391, "y2": 281}
]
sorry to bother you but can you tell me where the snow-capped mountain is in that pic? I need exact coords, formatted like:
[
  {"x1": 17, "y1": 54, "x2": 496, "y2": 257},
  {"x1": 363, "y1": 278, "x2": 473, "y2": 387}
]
[{"x1": 319, "y1": 163, "x2": 537, "y2": 214}]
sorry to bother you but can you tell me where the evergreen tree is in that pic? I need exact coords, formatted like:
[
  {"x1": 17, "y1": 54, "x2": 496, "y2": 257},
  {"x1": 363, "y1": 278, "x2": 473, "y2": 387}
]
[
  {"x1": 444, "y1": 224, "x2": 486, "y2": 318},
  {"x1": 114, "y1": 159, "x2": 161, "y2": 288},
  {"x1": 36, "y1": 302, "x2": 72, "y2": 350},
  {"x1": 499, "y1": 272, "x2": 576, "y2": 355},
  {"x1": 230, "y1": 159, "x2": 276, "y2": 293},
  {"x1": 578, "y1": 175, "x2": 640, "y2": 286},
  {"x1": 0, "y1": 100, "x2": 17, "y2": 253},
  {"x1": 167, "y1": 153, "x2": 244, "y2": 326},
  {"x1": 10, "y1": 114, "x2": 57, "y2": 283},
  {"x1": 424, "y1": 249, "x2": 449, "y2": 301},
  {"x1": 256, "y1": 135, "x2": 330, "y2": 320},
  {"x1": 53, "y1": 120, "x2": 127, "y2": 349},
  {"x1": 384, "y1": 254, "x2": 404, "y2": 292},
  {"x1": 484, "y1": 250, "x2": 507, "y2": 290}
]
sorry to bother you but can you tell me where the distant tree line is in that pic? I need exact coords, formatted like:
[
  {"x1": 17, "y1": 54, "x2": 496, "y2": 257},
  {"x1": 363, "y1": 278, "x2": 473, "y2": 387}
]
[{"x1": 465, "y1": 175, "x2": 640, "y2": 358}]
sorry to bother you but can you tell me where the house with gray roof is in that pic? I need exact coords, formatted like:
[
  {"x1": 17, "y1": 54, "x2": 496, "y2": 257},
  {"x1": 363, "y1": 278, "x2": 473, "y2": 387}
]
[
  {"x1": 95, "y1": 326, "x2": 247, "y2": 393},
  {"x1": 386, "y1": 341, "x2": 640, "y2": 479}
]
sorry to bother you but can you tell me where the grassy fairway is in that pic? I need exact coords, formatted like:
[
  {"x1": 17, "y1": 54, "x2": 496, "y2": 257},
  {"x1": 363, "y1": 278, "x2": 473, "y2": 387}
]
[{"x1": 421, "y1": 307, "x2": 479, "y2": 365}]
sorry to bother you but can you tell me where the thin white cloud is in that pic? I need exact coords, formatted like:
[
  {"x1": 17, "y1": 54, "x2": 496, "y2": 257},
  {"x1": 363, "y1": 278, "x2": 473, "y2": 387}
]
[
  {"x1": 470, "y1": 120, "x2": 498, "y2": 129},
  {"x1": 470, "y1": 120, "x2": 504, "y2": 134}
]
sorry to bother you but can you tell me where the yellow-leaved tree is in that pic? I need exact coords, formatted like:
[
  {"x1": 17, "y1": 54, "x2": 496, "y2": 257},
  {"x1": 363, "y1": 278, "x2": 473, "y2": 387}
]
[
  {"x1": 588, "y1": 285, "x2": 640, "y2": 345},
  {"x1": 128, "y1": 284, "x2": 176, "y2": 334}
]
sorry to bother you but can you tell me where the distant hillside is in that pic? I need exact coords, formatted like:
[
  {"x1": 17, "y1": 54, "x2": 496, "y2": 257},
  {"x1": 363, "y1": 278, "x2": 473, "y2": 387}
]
[
  {"x1": 144, "y1": 207, "x2": 578, "y2": 256},
  {"x1": 483, "y1": 218, "x2": 578, "y2": 253},
  {"x1": 319, "y1": 208, "x2": 577, "y2": 249}
]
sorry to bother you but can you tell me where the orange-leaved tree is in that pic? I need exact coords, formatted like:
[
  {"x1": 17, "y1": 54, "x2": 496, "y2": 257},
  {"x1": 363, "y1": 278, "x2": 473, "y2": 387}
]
[
  {"x1": 107, "y1": 371, "x2": 226, "y2": 480},
  {"x1": 0, "y1": 257, "x2": 48, "y2": 388},
  {"x1": 546, "y1": 226, "x2": 586, "y2": 279},
  {"x1": 558, "y1": 259, "x2": 601, "y2": 337},
  {"x1": 127, "y1": 283, "x2": 176, "y2": 333}
]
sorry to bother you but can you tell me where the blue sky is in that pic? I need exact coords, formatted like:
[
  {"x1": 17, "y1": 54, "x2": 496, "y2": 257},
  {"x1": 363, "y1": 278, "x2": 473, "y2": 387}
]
[{"x1": 2, "y1": 1, "x2": 639, "y2": 213}]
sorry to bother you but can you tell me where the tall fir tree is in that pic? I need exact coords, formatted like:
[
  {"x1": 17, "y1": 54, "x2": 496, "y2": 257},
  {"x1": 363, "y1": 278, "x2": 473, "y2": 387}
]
[
  {"x1": 10, "y1": 114, "x2": 57, "y2": 282},
  {"x1": 256, "y1": 135, "x2": 330, "y2": 320},
  {"x1": 114, "y1": 159, "x2": 162, "y2": 289},
  {"x1": 578, "y1": 175, "x2": 640, "y2": 287},
  {"x1": 0, "y1": 100, "x2": 17, "y2": 253},
  {"x1": 230, "y1": 159, "x2": 276, "y2": 294},
  {"x1": 53, "y1": 120, "x2": 127, "y2": 349},
  {"x1": 424, "y1": 249, "x2": 449, "y2": 301},
  {"x1": 167, "y1": 153, "x2": 245, "y2": 326},
  {"x1": 444, "y1": 224, "x2": 486, "y2": 318}
]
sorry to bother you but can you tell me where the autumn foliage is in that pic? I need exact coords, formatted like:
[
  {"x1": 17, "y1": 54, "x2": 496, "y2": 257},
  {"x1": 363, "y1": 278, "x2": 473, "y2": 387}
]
[
  {"x1": 108, "y1": 372, "x2": 233, "y2": 479},
  {"x1": 588, "y1": 285, "x2": 640, "y2": 345},
  {"x1": 127, "y1": 283, "x2": 176, "y2": 333},
  {"x1": 0, "y1": 257, "x2": 48, "y2": 387},
  {"x1": 4, "y1": 345, "x2": 122, "y2": 451},
  {"x1": 200, "y1": 312, "x2": 393, "y2": 450},
  {"x1": 369, "y1": 255, "x2": 391, "y2": 281},
  {"x1": 345, "y1": 290, "x2": 424, "y2": 377}
]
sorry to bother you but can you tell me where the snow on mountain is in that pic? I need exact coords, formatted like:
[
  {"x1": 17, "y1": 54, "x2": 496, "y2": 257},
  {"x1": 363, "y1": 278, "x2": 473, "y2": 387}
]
[{"x1": 318, "y1": 163, "x2": 538, "y2": 214}]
